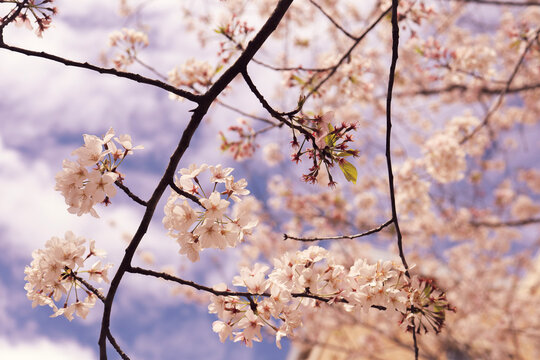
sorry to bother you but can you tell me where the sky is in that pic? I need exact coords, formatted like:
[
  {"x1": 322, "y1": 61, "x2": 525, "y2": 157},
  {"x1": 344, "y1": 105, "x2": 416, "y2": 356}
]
[{"x1": 0, "y1": 0, "x2": 294, "y2": 358}]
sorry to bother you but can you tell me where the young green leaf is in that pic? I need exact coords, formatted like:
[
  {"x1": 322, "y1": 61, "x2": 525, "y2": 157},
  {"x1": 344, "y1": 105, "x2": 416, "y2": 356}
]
[{"x1": 339, "y1": 160, "x2": 357, "y2": 184}]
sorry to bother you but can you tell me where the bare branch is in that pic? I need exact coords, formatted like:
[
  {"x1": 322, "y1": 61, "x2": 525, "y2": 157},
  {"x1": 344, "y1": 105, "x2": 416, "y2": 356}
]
[
  {"x1": 304, "y1": 6, "x2": 391, "y2": 101},
  {"x1": 471, "y1": 218, "x2": 540, "y2": 227},
  {"x1": 283, "y1": 219, "x2": 393, "y2": 242},
  {"x1": 127, "y1": 266, "x2": 388, "y2": 310},
  {"x1": 72, "y1": 274, "x2": 106, "y2": 302},
  {"x1": 0, "y1": 43, "x2": 200, "y2": 103},
  {"x1": 309, "y1": 0, "x2": 355, "y2": 40},
  {"x1": 169, "y1": 181, "x2": 204, "y2": 207},
  {"x1": 98, "y1": 1, "x2": 295, "y2": 358},
  {"x1": 460, "y1": 28, "x2": 540, "y2": 144},
  {"x1": 386, "y1": 0, "x2": 411, "y2": 277},
  {"x1": 439, "y1": 0, "x2": 540, "y2": 7},
  {"x1": 0, "y1": 0, "x2": 28, "y2": 35},
  {"x1": 115, "y1": 181, "x2": 148, "y2": 207},
  {"x1": 252, "y1": 58, "x2": 333, "y2": 72},
  {"x1": 216, "y1": 99, "x2": 278, "y2": 125},
  {"x1": 392, "y1": 82, "x2": 540, "y2": 97},
  {"x1": 241, "y1": 70, "x2": 310, "y2": 137},
  {"x1": 106, "y1": 330, "x2": 130, "y2": 360}
]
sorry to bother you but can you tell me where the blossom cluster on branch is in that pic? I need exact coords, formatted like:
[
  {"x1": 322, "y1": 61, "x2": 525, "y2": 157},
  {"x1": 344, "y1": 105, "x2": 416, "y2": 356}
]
[
  {"x1": 163, "y1": 164, "x2": 257, "y2": 262},
  {"x1": 210, "y1": 246, "x2": 452, "y2": 348},
  {"x1": 24, "y1": 231, "x2": 111, "y2": 321},
  {"x1": 55, "y1": 128, "x2": 143, "y2": 217},
  {"x1": 3, "y1": 0, "x2": 540, "y2": 359}
]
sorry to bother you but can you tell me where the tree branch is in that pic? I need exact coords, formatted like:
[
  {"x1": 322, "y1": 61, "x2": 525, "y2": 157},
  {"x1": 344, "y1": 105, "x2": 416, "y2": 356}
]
[
  {"x1": 127, "y1": 266, "x2": 388, "y2": 311},
  {"x1": 440, "y1": 0, "x2": 540, "y2": 6},
  {"x1": 115, "y1": 181, "x2": 148, "y2": 207},
  {"x1": 72, "y1": 274, "x2": 106, "y2": 303},
  {"x1": 385, "y1": 0, "x2": 411, "y2": 278},
  {"x1": 0, "y1": 0, "x2": 27, "y2": 36},
  {"x1": 216, "y1": 99, "x2": 278, "y2": 125},
  {"x1": 98, "y1": 1, "x2": 295, "y2": 358},
  {"x1": 283, "y1": 219, "x2": 393, "y2": 242},
  {"x1": 304, "y1": 5, "x2": 391, "y2": 101},
  {"x1": 460, "y1": 28, "x2": 540, "y2": 144},
  {"x1": 471, "y1": 218, "x2": 540, "y2": 227},
  {"x1": 392, "y1": 82, "x2": 540, "y2": 97},
  {"x1": 169, "y1": 181, "x2": 203, "y2": 207},
  {"x1": 0, "y1": 44, "x2": 200, "y2": 102},
  {"x1": 106, "y1": 330, "x2": 130, "y2": 360},
  {"x1": 309, "y1": 0, "x2": 355, "y2": 40}
]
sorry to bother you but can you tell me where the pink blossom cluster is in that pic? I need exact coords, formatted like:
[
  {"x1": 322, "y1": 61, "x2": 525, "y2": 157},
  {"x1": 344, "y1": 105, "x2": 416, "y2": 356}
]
[
  {"x1": 1, "y1": 0, "x2": 57, "y2": 37},
  {"x1": 24, "y1": 231, "x2": 111, "y2": 321},
  {"x1": 290, "y1": 111, "x2": 360, "y2": 185},
  {"x1": 210, "y1": 246, "x2": 450, "y2": 348},
  {"x1": 163, "y1": 164, "x2": 257, "y2": 262},
  {"x1": 167, "y1": 59, "x2": 216, "y2": 98},
  {"x1": 55, "y1": 128, "x2": 143, "y2": 217},
  {"x1": 216, "y1": 15, "x2": 254, "y2": 63},
  {"x1": 108, "y1": 28, "x2": 149, "y2": 70},
  {"x1": 219, "y1": 118, "x2": 258, "y2": 161}
]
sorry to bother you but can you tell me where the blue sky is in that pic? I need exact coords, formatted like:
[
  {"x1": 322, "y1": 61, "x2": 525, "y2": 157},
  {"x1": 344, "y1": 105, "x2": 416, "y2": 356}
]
[{"x1": 0, "y1": 0, "x2": 295, "y2": 358}]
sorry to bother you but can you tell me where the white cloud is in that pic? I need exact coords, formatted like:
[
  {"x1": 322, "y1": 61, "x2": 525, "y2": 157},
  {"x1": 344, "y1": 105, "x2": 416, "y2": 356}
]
[{"x1": 0, "y1": 337, "x2": 96, "y2": 360}]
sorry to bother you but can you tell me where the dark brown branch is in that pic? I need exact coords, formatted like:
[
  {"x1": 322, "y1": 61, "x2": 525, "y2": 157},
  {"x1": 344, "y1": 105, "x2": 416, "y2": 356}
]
[
  {"x1": 252, "y1": 58, "x2": 333, "y2": 72},
  {"x1": 133, "y1": 57, "x2": 168, "y2": 81},
  {"x1": 98, "y1": 1, "x2": 294, "y2": 358},
  {"x1": 440, "y1": 0, "x2": 540, "y2": 6},
  {"x1": 169, "y1": 181, "x2": 203, "y2": 207},
  {"x1": 471, "y1": 218, "x2": 540, "y2": 227},
  {"x1": 241, "y1": 70, "x2": 309, "y2": 136},
  {"x1": 127, "y1": 266, "x2": 388, "y2": 311},
  {"x1": 72, "y1": 274, "x2": 106, "y2": 302},
  {"x1": 283, "y1": 219, "x2": 393, "y2": 242},
  {"x1": 216, "y1": 99, "x2": 278, "y2": 125},
  {"x1": 0, "y1": 43, "x2": 200, "y2": 102},
  {"x1": 0, "y1": 0, "x2": 27, "y2": 35},
  {"x1": 309, "y1": 0, "x2": 355, "y2": 40},
  {"x1": 386, "y1": 0, "x2": 411, "y2": 277},
  {"x1": 241, "y1": 69, "x2": 320, "y2": 172},
  {"x1": 412, "y1": 319, "x2": 419, "y2": 360},
  {"x1": 115, "y1": 181, "x2": 148, "y2": 206},
  {"x1": 106, "y1": 330, "x2": 130, "y2": 360}
]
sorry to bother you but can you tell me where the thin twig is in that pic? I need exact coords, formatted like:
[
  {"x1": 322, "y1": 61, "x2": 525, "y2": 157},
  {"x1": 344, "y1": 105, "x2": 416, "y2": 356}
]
[
  {"x1": 439, "y1": 0, "x2": 540, "y2": 6},
  {"x1": 471, "y1": 217, "x2": 540, "y2": 227},
  {"x1": 385, "y1": 0, "x2": 411, "y2": 277},
  {"x1": 304, "y1": 6, "x2": 391, "y2": 101},
  {"x1": 169, "y1": 181, "x2": 203, "y2": 207},
  {"x1": 391, "y1": 82, "x2": 540, "y2": 97},
  {"x1": 461, "y1": 28, "x2": 540, "y2": 144},
  {"x1": 252, "y1": 58, "x2": 333, "y2": 72},
  {"x1": 309, "y1": 0, "x2": 355, "y2": 40},
  {"x1": 133, "y1": 56, "x2": 168, "y2": 81},
  {"x1": 241, "y1": 70, "x2": 309, "y2": 135},
  {"x1": 106, "y1": 330, "x2": 130, "y2": 360},
  {"x1": 284, "y1": 219, "x2": 393, "y2": 242},
  {"x1": 216, "y1": 99, "x2": 278, "y2": 125},
  {"x1": 115, "y1": 181, "x2": 148, "y2": 206},
  {"x1": 98, "y1": 2, "x2": 295, "y2": 358},
  {"x1": 0, "y1": 0, "x2": 28, "y2": 35},
  {"x1": 0, "y1": 43, "x2": 200, "y2": 102},
  {"x1": 412, "y1": 319, "x2": 419, "y2": 360},
  {"x1": 127, "y1": 266, "x2": 388, "y2": 311},
  {"x1": 72, "y1": 274, "x2": 106, "y2": 302}
]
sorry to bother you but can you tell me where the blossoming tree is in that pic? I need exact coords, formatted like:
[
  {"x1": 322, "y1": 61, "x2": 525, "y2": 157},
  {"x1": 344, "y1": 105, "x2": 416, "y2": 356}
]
[{"x1": 2, "y1": 0, "x2": 540, "y2": 359}]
